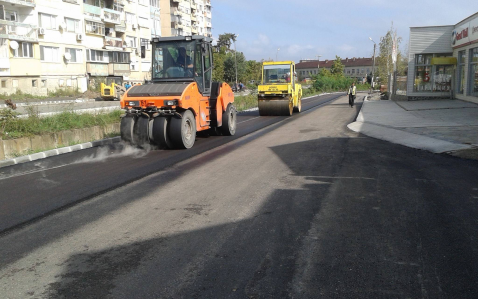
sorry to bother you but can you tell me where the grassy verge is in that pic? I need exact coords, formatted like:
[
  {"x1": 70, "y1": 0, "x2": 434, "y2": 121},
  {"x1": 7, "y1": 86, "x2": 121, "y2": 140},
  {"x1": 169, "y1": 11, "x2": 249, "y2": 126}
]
[
  {"x1": 234, "y1": 94, "x2": 258, "y2": 111},
  {"x1": 0, "y1": 88, "x2": 85, "y2": 102},
  {"x1": 1, "y1": 109, "x2": 122, "y2": 140}
]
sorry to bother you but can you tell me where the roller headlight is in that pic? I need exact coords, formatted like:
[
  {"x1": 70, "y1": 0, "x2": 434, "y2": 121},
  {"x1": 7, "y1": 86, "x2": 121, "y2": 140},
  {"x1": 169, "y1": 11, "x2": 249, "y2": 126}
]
[{"x1": 165, "y1": 100, "x2": 178, "y2": 106}]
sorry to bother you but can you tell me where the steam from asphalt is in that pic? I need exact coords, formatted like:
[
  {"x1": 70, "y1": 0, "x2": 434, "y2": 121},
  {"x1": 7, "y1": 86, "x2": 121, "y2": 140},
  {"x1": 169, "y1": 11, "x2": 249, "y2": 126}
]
[{"x1": 74, "y1": 143, "x2": 152, "y2": 164}]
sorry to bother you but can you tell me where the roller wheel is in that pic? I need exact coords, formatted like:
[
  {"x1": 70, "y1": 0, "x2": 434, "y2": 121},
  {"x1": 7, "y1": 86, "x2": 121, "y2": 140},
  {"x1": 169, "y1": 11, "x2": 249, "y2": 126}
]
[
  {"x1": 152, "y1": 117, "x2": 174, "y2": 149},
  {"x1": 170, "y1": 110, "x2": 196, "y2": 149},
  {"x1": 220, "y1": 103, "x2": 236, "y2": 136},
  {"x1": 133, "y1": 115, "x2": 151, "y2": 147},
  {"x1": 293, "y1": 98, "x2": 302, "y2": 113},
  {"x1": 258, "y1": 97, "x2": 293, "y2": 116},
  {"x1": 120, "y1": 114, "x2": 136, "y2": 144}
]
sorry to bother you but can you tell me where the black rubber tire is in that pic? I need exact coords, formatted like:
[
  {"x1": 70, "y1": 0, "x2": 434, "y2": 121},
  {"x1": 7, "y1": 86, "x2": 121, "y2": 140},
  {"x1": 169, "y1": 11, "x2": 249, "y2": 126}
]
[
  {"x1": 120, "y1": 115, "x2": 136, "y2": 144},
  {"x1": 220, "y1": 103, "x2": 236, "y2": 136},
  {"x1": 152, "y1": 117, "x2": 174, "y2": 149},
  {"x1": 293, "y1": 98, "x2": 302, "y2": 113},
  {"x1": 133, "y1": 115, "x2": 150, "y2": 147},
  {"x1": 169, "y1": 110, "x2": 196, "y2": 149}
]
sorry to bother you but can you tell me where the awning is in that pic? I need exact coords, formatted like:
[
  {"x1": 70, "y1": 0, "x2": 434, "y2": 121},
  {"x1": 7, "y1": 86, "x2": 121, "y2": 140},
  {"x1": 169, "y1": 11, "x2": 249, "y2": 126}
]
[{"x1": 431, "y1": 57, "x2": 457, "y2": 65}]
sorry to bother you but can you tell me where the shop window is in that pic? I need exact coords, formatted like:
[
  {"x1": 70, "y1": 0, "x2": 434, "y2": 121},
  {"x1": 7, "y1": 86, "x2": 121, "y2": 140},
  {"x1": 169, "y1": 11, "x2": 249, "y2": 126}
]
[
  {"x1": 469, "y1": 48, "x2": 478, "y2": 97},
  {"x1": 457, "y1": 51, "x2": 465, "y2": 94},
  {"x1": 433, "y1": 65, "x2": 452, "y2": 92},
  {"x1": 414, "y1": 54, "x2": 433, "y2": 92}
]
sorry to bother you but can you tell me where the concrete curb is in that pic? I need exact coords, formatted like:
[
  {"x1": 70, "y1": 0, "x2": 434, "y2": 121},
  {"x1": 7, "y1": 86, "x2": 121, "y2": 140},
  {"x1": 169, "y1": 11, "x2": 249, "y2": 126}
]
[
  {"x1": 0, "y1": 136, "x2": 121, "y2": 169},
  {"x1": 348, "y1": 97, "x2": 473, "y2": 154},
  {"x1": 0, "y1": 98, "x2": 97, "y2": 108}
]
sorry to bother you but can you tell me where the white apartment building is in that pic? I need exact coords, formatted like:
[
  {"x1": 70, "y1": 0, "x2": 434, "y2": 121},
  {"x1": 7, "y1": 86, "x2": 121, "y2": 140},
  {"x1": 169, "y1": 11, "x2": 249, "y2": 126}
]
[
  {"x1": 168, "y1": 0, "x2": 211, "y2": 38},
  {"x1": 0, "y1": 0, "x2": 162, "y2": 96}
]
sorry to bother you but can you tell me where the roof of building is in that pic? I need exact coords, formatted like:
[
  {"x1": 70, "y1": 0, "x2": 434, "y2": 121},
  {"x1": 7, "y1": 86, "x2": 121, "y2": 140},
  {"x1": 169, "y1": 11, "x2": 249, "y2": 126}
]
[{"x1": 296, "y1": 57, "x2": 373, "y2": 69}]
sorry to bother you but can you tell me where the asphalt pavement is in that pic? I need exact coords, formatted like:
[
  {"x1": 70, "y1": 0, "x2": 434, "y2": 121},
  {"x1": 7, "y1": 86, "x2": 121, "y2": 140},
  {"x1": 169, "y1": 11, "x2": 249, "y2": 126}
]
[{"x1": 1, "y1": 94, "x2": 477, "y2": 298}]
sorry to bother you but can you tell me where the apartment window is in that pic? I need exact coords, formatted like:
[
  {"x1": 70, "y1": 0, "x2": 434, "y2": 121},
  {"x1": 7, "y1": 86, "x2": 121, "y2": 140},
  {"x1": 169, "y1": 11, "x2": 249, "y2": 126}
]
[
  {"x1": 85, "y1": 21, "x2": 105, "y2": 35},
  {"x1": 126, "y1": 12, "x2": 135, "y2": 24},
  {"x1": 65, "y1": 18, "x2": 80, "y2": 33},
  {"x1": 150, "y1": 0, "x2": 159, "y2": 7},
  {"x1": 347, "y1": 69, "x2": 350, "y2": 74},
  {"x1": 108, "y1": 51, "x2": 130, "y2": 63},
  {"x1": 4, "y1": 10, "x2": 17, "y2": 21},
  {"x1": 138, "y1": 0, "x2": 148, "y2": 6},
  {"x1": 367, "y1": 68, "x2": 370, "y2": 74},
  {"x1": 457, "y1": 50, "x2": 465, "y2": 94},
  {"x1": 1, "y1": 80, "x2": 6, "y2": 88},
  {"x1": 140, "y1": 38, "x2": 149, "y2": 59},
  {"x1": 39, "y1": 13, "x2": 57, "y2": 30},
  {"x1": 32, "y1": 79, "x2": 37, "y2": 87},
  {"x1": 40, "y1": 46, "x2": 60, "y2": 62},
  {"x1": 361, "y1": 68, "x2": 364, "y2": 74},
  {"x1": 138, "y1": 17, "x2": 149, "y2": 28},
  {"x1": 469, "y1": 48, "x2": 478, "y2": 97},
  {"x1": 42, "y1": 79, "x2": 47, "y2": 87},
  {"x1": 126, "y1": 36, "x2": 136, "y2": 48},
  {"x1": 352, "y1": 69, "x2": 355, "y2": 74},
  {"x1": 13, "y1": 42, "x2": 33, "y2": 58},
  {"x1": 86, "y1": 49, "x2": 108, "y2": 62},
  {"x1": 113, "y1": 3, "x2": 124, "y2": 12},
  {"x1": 65, "y1": 48, "x2": 83, "y2": 63}
]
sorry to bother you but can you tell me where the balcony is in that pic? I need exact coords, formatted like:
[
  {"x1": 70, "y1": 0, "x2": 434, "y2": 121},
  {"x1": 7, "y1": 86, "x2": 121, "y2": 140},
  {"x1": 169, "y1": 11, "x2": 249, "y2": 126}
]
[
  {"x1": 0, "y1": 20, "x2": 38, "y2": 42},
  {"x1": 104, "y1": 36, "x2": 123, "y2": 49},
  {"x1": 62, "y1": 0, "x2": 78, "y2": 4},
  {"x1": 172, "y1": 0, "x2": 182, "y2": 2},
  {"x1": 83, "y1": 3, "x2": 102, "y2": 20},
  {"x1": 115, "y1": 21, "x2": 126, "y2": 32},
  {"x1": 205, "y1": 0, "x2": 210, "y2": 6},
  {"x1": 206, "y1": 11, "x2": 211, "y2": 18},
  {"x1": 150, "y1": 6, "x2": 160, "y2": 14},
  {"x1": 206, "y1": 22, "x2": 211, "y2": 28},
  {"x1": 108, "y1": 62, "x2": 130, "y2": 76},
  {"x1": 0, "y1": 0, "x2": 35, "y2": 7},
  {"x1": 172, "y1": 8, "x2": 181, "y2": 16},
  {"x1": 171, "y1": 21, "x2": 183, "y2": 29},
  {"x1": 191, "y1": 15, "x2": 196, "y2": 21},
  {"x1": 103, "y1": 8, "x2": 121, "y2": 25}
]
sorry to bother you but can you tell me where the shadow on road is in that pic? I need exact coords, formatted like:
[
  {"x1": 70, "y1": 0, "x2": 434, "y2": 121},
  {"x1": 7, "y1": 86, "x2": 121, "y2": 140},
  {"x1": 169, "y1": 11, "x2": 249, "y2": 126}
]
[{"x1": 39, "y1": 137, "x2": 478, "y2": 298}]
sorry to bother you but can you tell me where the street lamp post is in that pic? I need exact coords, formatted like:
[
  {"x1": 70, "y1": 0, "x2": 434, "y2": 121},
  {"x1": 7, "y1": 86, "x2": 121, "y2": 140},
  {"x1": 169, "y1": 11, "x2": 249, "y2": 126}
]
[
  {"x1": 369, "y1": 37, "x2": 377, "y2": 93},
  {"x1": 276, "y1": 48, "x2": 280, "y2": 61},
  {"x1": 234, "y1": 35, "x2": 239, "y2": 90}
]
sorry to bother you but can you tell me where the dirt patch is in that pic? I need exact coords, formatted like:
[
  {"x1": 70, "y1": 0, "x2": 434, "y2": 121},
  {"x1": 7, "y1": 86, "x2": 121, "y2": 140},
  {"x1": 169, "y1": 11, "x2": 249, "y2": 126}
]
[
  {"x1": 448, "y1": 148, "x2": 478, "y2": 160},
  {"x1": 82, "y1": 90, "x2": 100, "y2": 99}
]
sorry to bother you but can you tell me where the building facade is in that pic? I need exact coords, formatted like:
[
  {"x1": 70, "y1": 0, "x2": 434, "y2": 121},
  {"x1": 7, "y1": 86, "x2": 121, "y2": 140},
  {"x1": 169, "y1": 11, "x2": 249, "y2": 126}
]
[
  {"x1": 407, "y1": 12, "x2": 478, "y2": 103},
  {"x1": 0, "y1": 0, "x2": 210, "y2": 96},
  {"x1": 296, "y1": 57, "x2": 373, "y2": 82}
]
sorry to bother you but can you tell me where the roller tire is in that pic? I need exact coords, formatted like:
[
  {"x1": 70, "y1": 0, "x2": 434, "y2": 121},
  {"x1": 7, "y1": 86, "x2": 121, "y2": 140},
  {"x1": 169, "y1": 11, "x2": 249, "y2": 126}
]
[
  {"x1": 152, "y1": 117, "x2": 174, "y2": 149},
  {"x1": 120, "y1": 115, "x2": 136, "y2": 144},
  {"x1": 220, "y1": 103, "x2": 236, "y2": 136},
  {"x1": 170, "y1": 110, "x2": 196, "y2": 149},
  {"x1": 133, "y1": 115, "x2": 151, "y2": 147},
  {"x1": 258, "y1": 97, "x2": 293, "y2": 116}
]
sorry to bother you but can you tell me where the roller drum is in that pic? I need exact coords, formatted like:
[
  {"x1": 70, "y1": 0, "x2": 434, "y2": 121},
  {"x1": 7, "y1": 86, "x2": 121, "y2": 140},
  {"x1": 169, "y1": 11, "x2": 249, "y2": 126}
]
[{"x1": 258, "y1": 96, "x2": 293, "y2": 116}]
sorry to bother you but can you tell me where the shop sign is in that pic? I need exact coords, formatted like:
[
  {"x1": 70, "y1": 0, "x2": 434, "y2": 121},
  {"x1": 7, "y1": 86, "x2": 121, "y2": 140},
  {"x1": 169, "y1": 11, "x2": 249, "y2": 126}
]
[{"x1": 452, "y1": 17, "x2": 478, "y2": 48}]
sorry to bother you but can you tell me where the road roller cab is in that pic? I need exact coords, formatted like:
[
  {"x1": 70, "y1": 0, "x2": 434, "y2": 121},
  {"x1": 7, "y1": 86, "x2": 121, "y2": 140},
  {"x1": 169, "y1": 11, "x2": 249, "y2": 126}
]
[
  {"x1": 120, "y1": 35, "x2": 237, "y2": 149},
  {"x1": 258, "y1": 61, "x2": 302, "y2": 116}
]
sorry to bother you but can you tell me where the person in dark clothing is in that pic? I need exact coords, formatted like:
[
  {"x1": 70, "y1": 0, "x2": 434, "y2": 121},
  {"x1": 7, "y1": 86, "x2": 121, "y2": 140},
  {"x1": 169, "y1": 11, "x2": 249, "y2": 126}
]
[{"x1": 347, "y1": 82, "x2": 357, "y2": 108}]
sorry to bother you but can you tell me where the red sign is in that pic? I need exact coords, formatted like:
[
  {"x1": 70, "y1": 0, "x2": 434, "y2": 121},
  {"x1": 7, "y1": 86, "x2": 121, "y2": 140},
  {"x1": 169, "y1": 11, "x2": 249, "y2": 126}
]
[{"x1": 456, "y1": 28, "x2": 469, "y2": 41}]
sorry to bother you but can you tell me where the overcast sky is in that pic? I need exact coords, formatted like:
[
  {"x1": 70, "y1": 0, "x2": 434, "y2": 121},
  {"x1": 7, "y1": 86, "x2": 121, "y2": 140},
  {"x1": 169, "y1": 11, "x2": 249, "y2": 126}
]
[{"x1": 211, "y1": 0, "x2": 475, "y2": 62}]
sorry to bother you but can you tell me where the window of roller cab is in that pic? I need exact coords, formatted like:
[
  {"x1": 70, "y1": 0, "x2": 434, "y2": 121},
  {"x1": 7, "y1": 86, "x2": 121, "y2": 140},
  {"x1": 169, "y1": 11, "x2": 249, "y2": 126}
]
[
  {"x1": 152, "y1": 40, "x2": 197, "y2": 80},
  {"x1": 263, "y1": 64, "x2": 292, "y2": 84}
]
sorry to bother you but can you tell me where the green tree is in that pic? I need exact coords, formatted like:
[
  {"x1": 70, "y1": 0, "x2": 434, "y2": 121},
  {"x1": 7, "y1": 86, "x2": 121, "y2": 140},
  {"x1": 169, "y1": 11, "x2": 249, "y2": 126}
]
[
  {"x1": 375, "y1": 24, "x2": 407, "y2": 86},
  {"x1": 330, "y1": 55, "x2": 345, "y2": 76}
]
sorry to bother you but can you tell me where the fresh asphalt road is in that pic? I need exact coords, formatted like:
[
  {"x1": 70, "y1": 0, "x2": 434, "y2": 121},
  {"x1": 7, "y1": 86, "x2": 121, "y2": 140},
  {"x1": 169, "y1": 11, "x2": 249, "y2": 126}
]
[{"x1": 1, "y1": 94, "x2": 478, "y2": 298}]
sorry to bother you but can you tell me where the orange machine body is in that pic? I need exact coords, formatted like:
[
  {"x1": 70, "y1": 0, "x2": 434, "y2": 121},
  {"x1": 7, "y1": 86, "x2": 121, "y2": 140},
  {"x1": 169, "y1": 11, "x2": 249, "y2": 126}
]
[{"x1": 120, "y1": 82, "x2": 234, "y2": 132}]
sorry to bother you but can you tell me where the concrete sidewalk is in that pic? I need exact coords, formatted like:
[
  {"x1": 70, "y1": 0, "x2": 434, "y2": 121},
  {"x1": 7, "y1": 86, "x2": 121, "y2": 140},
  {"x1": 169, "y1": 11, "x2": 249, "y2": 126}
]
[{"x1": 348, "y1": 95, "x2": 478, "y2": 155}]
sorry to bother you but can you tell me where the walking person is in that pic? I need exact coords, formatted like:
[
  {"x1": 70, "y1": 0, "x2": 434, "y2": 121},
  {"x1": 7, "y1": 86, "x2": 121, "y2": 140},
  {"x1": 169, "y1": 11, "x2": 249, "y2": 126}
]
[{"x1": 348, "y1": 82, "x2": 357, "y2": 108}]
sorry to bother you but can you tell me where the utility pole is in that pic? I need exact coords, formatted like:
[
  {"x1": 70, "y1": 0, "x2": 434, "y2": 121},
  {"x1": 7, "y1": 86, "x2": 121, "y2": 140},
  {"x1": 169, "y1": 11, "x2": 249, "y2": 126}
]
[
  {"x1": 234, "y1": 35, "x2": 239, "y2": 89},
  {"x1": 369, "y1": 37, "x2": 376, "y2": 93}
]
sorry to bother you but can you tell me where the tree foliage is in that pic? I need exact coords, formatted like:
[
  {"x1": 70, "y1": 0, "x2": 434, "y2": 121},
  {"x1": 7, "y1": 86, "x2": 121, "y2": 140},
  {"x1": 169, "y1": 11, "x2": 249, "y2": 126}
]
[
  {"x1": 330, "y1": 55, "x2": 345, "y2": 76},
  {"x1": 375, "y1": 24, "x2": 408, "y2": 86}
]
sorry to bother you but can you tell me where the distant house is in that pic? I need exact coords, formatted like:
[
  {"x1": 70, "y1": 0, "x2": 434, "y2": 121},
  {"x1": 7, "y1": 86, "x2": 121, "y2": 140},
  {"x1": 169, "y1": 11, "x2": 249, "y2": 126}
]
[{"x1": 296, "y1": 57, "x2": 374, "y2": 82}]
